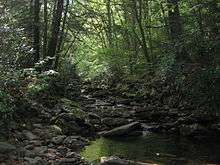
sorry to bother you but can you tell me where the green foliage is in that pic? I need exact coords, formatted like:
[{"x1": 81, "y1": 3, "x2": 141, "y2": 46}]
[
  {"x1": 187, "y1": 67, "x2": 220, "y2": 112},
  {"x1": 27, "y1": 79, "x2": 49, "y2": 97},
  {"x1": 0, "y1": 91, "x2": 13, "y2": 113},
  {"x1": 26, "y1": 70, "x2": 60, "y2": 99},
  {"x1": 59, "y1": 98, "x2": 86, "y2": 119}
]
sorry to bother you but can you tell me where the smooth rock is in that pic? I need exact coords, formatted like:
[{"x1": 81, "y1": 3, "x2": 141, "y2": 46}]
[
  {"x1": 100, "y1": 122, "x2": 142, "y2": 137},
  {"x1": 53, "y1": 158, "x2": 77, "y2": 165},
  {"x1": 100, "y1": 156, "x2": 151, "y2": 165}
]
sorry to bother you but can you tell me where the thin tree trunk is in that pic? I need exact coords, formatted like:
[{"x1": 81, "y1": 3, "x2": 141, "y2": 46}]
[
  {"x1": 133, "y1": 0, "x2": 149, "y2": 62},
  {"x1": 54, "y1": 0, "x2": 70, "y2": 69},
  {"x1": 33, "y1": 0, "x2": 40, "y2": 63},
  {"x1": 106, "y1": 0, "x2": 113, "y2": 48},
  {"x1": 167, "y1": 0, "x2": 188, "y2": 62},
  {"x1": 42, "y1": 0, "x2": 48, "y2": 58}
]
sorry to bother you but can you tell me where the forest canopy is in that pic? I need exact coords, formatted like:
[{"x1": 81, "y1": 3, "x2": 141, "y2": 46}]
[
  {"x1": 0, "y1": 0, "x2": 219, "y2": 115},
  {"x1": 0, "y1": 0, "x2": 220, "y2": 164}
]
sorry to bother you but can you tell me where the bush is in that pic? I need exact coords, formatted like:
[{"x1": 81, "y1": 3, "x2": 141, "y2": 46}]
[{"x1": 0, "y1": 90, "x2": 14, "y2": 114}]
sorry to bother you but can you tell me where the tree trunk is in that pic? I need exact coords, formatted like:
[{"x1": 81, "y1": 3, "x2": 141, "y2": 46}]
[
  {"x1": 133, "y1": 0, "x2": 149, "y2": 62},
  {"x1": 33, "y1": 0, "x2": 40, "y2": 63},
  {"x1": 54, "y1": 0, "x2": 70, "y2": 69},
  {"x1": 47, "y1": 0, "x2": 64, "y2": 60},
  {"x1": 106, "y1": 0, "x2": 113, "y2": 48},
  {"x1": 167, "y1": 0, "x2": 188, "y2": 62},
  {"x1": 42, "y1": 0, "x2": 48, "y2": 58}
]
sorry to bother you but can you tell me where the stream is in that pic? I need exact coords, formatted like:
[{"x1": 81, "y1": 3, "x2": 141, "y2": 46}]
[{"x1": 81, "y1": 133, "x2": 220, "y2": 165}]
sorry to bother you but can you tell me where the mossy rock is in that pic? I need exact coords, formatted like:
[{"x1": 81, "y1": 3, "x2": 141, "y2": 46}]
[{"x1": 58, "y1": 98, "x2": 87, "y2": 119}]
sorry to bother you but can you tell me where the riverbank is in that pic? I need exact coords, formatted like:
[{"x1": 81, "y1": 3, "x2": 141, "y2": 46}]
[{"x1": 0, "y1": 76, "x2": 219, "y2": 164}]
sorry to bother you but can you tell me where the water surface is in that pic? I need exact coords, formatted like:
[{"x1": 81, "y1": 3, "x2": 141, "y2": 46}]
[{"x1": 81, "y1": 133, "x2": 220, "y2": 165}]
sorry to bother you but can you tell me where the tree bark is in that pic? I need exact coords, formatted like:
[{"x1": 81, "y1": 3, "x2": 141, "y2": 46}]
[
  {"x1": 106, "y1": 0, "x2": 113, "y2": 48},
  {"x1": 54, "y1": 0, "x2": 70, "y2": 69},
  {"x1": 47, "y1": 0, "x2": 64, "y2": 60},
  {"x1": 42, "y1": 0, "x2": 48, "y2": 58},
  {"x1": 167, "y1": 0, "x2": 188, "y2": 62},
  {"x1": 133, "y1": 0, "x2": 149, "y2": 62},
  {"x1": 33, "y1": 0, "x2": 41, "y2": 63}
]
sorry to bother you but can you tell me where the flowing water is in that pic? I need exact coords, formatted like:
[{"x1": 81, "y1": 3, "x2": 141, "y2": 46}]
[{"x1": 81, "y1": 133, "x2": 220, "y2": 165}]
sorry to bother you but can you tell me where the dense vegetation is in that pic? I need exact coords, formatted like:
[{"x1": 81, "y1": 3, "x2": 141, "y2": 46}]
[
  {"x1": 0, "y1": 0, "x2": 220, "y2": 164},
  {"x1": 1, "y1": 0, "x2": 219, "y2": 114}
]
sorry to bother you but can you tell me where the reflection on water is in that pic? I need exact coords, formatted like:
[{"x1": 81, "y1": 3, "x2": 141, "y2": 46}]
[{"x1": 81, "y1": 133, "x2": 220, "y2": 165}]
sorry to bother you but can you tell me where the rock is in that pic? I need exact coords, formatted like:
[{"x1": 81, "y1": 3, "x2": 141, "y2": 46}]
[
  {"x1": 47, "y1": 125, "x2": 63, "y2": 135},
  {"x1": 25, "y1": 150, "x2": 36, "y2": 158},
  {"x1": 179, "y1": 123, "x2": 207, "y2": 136},
  {"x1": 24, "y1": 144, "x2": 34, "y2": 150},
  {"x1": 52, "y1": 112, "x2": 94, "y2": 136},
  {"x1": 92, "y1": 90, "x2": 109, "y2": 98},
  {"x1": 53, "y1": 158, "x2": 78, "y2": 165},
  {"x1": 0, "y1": 142, "x2": 16, "y2": 154},
  {"x1": 100, "y1": 156, "x2": 151, "y2": 165},
  {"x1": 33, "y1": 124, "x2": 43, "y2": 129},
  {"x1": 63, "y1": 136, "x2": 87, "y2": 151},
  {"x1": 100, "y1": 122, "x2": 142, "y2": 137},
  {"x1": 39, "y1": 111, "x2": 52, "y2": 120},
  {"x1": 142, "y1": 124, "x2": 162, "y2": 133},
  {"x1": 33, "y1": 146, "x2": 48, "y2": 155},
  {"x1": 102, "y1": 118, "x2": 130, "y2": 128},
  {"x1": 211, "y1": 123, "x2": 220, "y2": 132},
  {"x1": 52, "y1": 113, "x2": 82, "y2": 135},
  {"x1": 88, "y1": 112, "x2": 101, "y2": 120},
  {"x1": 24, "y1": 156, "x2": 48, "y2": 165},
  {"x1": 116, "y1": 98, "x2": 131, "y2": 105},
  {"x1": 29, "y1": 140, "x2": 42, "y2": 146},
  {"x1": 23, "y1": 130, "x2": 38, "y2": 140},
  {"x1": 16, "y1": 148, "x2": 36, "y2": 158},
  {"x1": 66, "y1": 152, "x2": 80, "y2": 158},
  {"x1": 51, "y1": 135, "x2": 67, "y2": 145},
  {"x1": 57, "y1": 146, "x2": 69, "y2": 156}
]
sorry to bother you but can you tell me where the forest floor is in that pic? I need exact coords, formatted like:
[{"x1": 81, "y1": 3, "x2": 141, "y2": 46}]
[{"x1": 0, "y1": 81, "x2": 220, "y2": 165}]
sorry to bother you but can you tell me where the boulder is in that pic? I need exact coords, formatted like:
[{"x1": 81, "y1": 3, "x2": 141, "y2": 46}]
[
  {"x1": 100, "y1": 122, "x2": 142, "y2": 137},
  {"x1": 24, "y1": 156, "x2": 48, "y2": 165},
  {"x1": 52, "y1": 112, "x2": 94, "y2": 136},
  {"x1": 102, "y1": 118, "x2": 130, "y2": 128},
  {"x1": 179, "y1": 123, "x2": 208, "y2": 136},
  {"x1": 0, "y1": 142, "x2": 16, "y2": 154},
  {"x1": 63, "y1": 136, "x2": 88, "y2": 151},
  {"x1": 22, "y1": 130, "x2": 38, "y2": 141},
  {"x1": 51, "y1": 135, "x2": 67, "y2": 145},
  {"x1": 100, "y1": 157, "x2": 151, "y2": 165}
]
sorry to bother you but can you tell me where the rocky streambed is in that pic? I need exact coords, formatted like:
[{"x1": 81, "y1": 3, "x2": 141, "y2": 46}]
[{"x1": 0, "y1": 87, "x2": 220, "y2": 165}]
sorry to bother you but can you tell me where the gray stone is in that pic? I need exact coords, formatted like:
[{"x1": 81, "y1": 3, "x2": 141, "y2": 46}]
[
  {"x1": 24, "y1": 157, "x2": 48, "y2": 165},
  {"x1": 63, "y1": 136, "x2": 86, "y2": 151},
  {"x1": 23, "y1": 130, "x2": 38, "y2": 140},
  {"x1": 51, "y1": 135, "x2": 67, "y2": 145},
  {"x1": 33, "y1": 146, "x2": 48, "y2": 154},
  {"x1": 53, "y1": 158, "x2": 77, "y2": 165},
  {"x1": 0, "y1": 142, "x2": 16, "y2": 154},
  {"x1": 179, "y1": 123, "x2": 207, "y2": 136},
  {"x1": 33, "y1": 124, "x2": 43, "y2": 129},
  {"x1": 100, "y1": 122, "x2": 142, "y2": 137},
  {"x1": 102, "y1": 118, "x2": 129, "y2": 128},
  {"x1": 100, "y1": 156, "x2": 151, "y2": 165}
]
